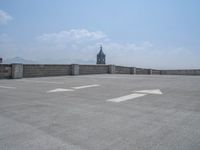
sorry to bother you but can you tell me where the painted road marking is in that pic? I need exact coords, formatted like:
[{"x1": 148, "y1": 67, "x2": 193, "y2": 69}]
[
  {"x1": 135, "y1": 89, "x2": 162, "y2": 95},
  {"x1": 107, "y1": 93, "x2": 147, "y2": 102},
  {"x1": 72, "y1": 84, "x2": 100, "y2": 89},
  {"x1": 107, "y1": 89, "x2": 163, "y2": 102},
  {"x1": 0, "y1": 86, "x2": 16, "y2": 89},
  {"x1": 47, "y1": 88, "x2": 74, "y2": 93},
  {"x1": 47, "y1": 84, "x2": 100, "y2": 93}
]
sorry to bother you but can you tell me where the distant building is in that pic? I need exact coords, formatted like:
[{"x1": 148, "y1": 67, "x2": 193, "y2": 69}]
[
  {"x1": 97, "y1": 45, "x2": 106, "y2": 64},
  {"x1": 0, "y1": 58, "x2": 2, "y2": 64}
]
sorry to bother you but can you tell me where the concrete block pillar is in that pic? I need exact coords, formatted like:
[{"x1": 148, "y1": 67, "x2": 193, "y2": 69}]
[
  {"x1": 108, "y1": 65, "x2": 115, "y2": 74},
  {"x1": 71, "y1": 64, "x2": 79, "y2": 75},
  {"x1": 131, "y1": 67, "x2": 136, "y2": 74},
  {"x1": 11, "y1": 63, "x2": 23, "y2": 79},
  {"x1": 149, "y1": 69, "x2": 153, "y2": 75}
]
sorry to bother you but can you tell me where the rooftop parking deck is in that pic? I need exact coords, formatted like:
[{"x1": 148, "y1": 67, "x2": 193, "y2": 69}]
[{"x1": 0, "y1": 75, "x2": 200, "y2": 150}]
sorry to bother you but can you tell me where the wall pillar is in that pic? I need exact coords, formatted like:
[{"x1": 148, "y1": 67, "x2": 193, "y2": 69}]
[
  {"x1": 131, "y1": 67, "x2": 136, "y2": 74},
  {"x1": 108, "y1": 65, "x2": 115, "y2": 74},
  {"x1": 11, "y1": 63, "x2": 23, "y2": 79},
  {"x1": 149, "y1": 69, "x2": 153, "y2": 75},
  {"x1": 71, "y1": 64, "x2": 79, "y2": 75}
]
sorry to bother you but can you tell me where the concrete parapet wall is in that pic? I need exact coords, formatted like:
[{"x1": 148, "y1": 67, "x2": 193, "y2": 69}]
[
  {"x1": 0, "y1": 64, "x2": 12, "y2": 79},
  {"x1": 1, "y1": 64, "x2": 200, "y2": 79},
  {"x1": 160, "y1": 69, "x2": 200, "y2": 75},
  {"x1": 79, "y1": 65, "x2": 109, "y2": 75},
  {"x1": 152, "y1": 69, "x2": 161, "y2": 75},
  {"x1": 136, "y1": 68, "x2": 149, "y2": 75},
  {"x1": 115, "y1": 66, "x2": 131, "y2": 74},
  {"x1": 23, "y1": 64, "x2": 71, "y2": 77}
]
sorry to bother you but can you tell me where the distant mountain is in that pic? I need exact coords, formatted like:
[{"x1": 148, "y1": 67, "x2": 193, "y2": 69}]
[
  {"x1": 4, "y1": 57, "x2": 37, "y2": 64},
  {"x1": 3, "y1": 57, "x2": 95, "y2": 64}
]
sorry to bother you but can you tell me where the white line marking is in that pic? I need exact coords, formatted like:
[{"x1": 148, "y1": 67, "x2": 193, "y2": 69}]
[
  {"x1": 19, "y1": 79, "x2": 63, "y2": 84},
  {"x1": 107, "y1": 93, "x2": 146, "y2": 102},
  {"x1": 72, "y1": 84, "x2": 100, "y2": 89},
  {"x1": 47, "y1": 88, "x2": 74, "y2": 93},
  {"x1": 135, "y1": 89, "x2": 162, "y2": 95},
  {"x1": 0, "y1": 86, "x2": 16, "y2": 89}
]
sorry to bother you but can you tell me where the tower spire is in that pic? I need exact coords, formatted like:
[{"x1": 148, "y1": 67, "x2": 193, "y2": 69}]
[
  {"x1": 100, "y1": 44, "x2": 102, "y2": 51},
  {"x1": 96, "y1": 45, "x2": 106, "y2": 64}
]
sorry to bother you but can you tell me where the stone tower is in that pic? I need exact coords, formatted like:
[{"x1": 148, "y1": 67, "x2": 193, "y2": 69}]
[{"x1": 97, "y1": 45, "x2": 106, "y2": 64}]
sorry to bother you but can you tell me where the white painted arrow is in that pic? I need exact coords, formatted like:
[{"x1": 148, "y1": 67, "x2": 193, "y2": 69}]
[
  {"x1": 72, "y1": 84, "x2": 100, "y2": 89},
  {"x1": 47, "y1": 84, "x2": 100, "y2": 93},
  {"x1": 107, "y1": 89, "x2": 163, "y2": 102},
  {"x1": 47, "y1": 88, "x2": 74, "y2": 93},
  {"x1": 135, "y1": 89, "x2": 162, "y2": 95},
  {"x1": 107, "y1": 93, "x2": 147, "y2": 102}
]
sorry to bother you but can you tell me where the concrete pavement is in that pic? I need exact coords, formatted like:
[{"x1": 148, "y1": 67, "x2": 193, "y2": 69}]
[{"x1": 0, "y1": 75, "x2": 200, "y2": 150}]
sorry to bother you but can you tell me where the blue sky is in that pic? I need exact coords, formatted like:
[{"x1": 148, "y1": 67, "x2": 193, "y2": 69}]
[{"x1": 0, "y1": 0, "x2": 200, "y2": 69}]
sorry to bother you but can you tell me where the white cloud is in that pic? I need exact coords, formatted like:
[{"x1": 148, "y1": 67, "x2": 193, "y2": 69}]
[
  {"x1": 37, "y1": 29, "x2": 108, "y2": 44},
  {"x1": 34, "y1": 29, "x2": 109, "y2": 62},
  {"x1": 0, "y1": 10, "x2": 13, "y2": 24}
]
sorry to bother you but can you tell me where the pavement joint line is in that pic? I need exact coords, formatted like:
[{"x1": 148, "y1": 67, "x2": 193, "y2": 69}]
[
  {"x1": 74, "y1": 76, "x2": 133, "y2": 79},
  {"x1": 18, "y1": 79, "x2": 64, "y2": 84},
  {"x1": 72, "y1": 84, "x2": 100, "y2": 89},
  {"x1": 0, "y1": 85, "x2": 16, "y2": 89}
]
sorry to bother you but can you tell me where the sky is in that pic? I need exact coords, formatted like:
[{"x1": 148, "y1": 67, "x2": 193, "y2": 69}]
[{"x1": 0, "y1": 0, "x2": 200, "y2": 69}]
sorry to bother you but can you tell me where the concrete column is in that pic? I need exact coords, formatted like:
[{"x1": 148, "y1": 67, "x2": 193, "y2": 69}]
[
  {"x1": 108, "y1": 65, "x2": 115, "y2": 74},
  {"x1": 11, "y1": 63, "x2": 23, "y2": 79},
  {"x1": 131, "y1": 67, "x2": 136, "y2": 74},
  {"x1": 149, "y1": 69, "x2": 153, "y2": 75},
  {"x1": 71, "y1": 64, "x2": 79, "y2": 75}
]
